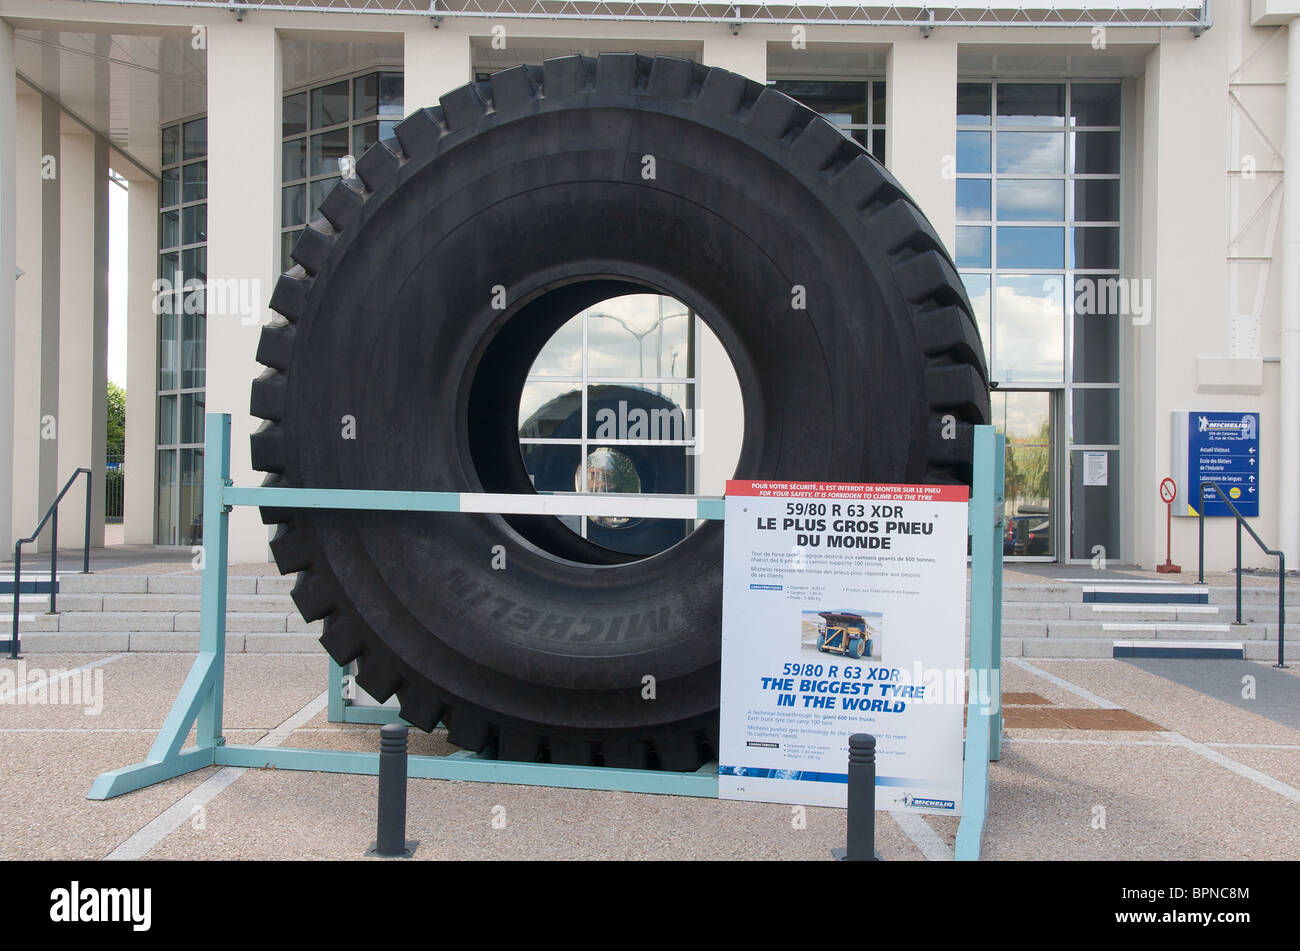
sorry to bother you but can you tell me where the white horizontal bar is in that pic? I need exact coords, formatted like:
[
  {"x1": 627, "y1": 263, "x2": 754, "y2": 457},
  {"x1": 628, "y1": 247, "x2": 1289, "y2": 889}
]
[{"x1": 459, "y1": 492, "x2": 710, "y2": 519}]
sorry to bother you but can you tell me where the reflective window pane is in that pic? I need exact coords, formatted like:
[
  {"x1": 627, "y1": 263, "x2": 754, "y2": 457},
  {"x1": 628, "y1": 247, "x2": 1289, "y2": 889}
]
[
  {"x1": 519, "y1": 383, "x2": 580, "y2": 438},
  {"x1": 162, "y1": 167, "x2": 180, "y2": 207},
  {"x1": 1073, "y1": 131, "x2": 1120, "y2": 174},
  {"x1": 181, "y1": 203, "x2": 206, "y2": 246},
  {"x1": 353, "y1": 122, "x2": 378, "y2": 158},
  {"x1": 155, "y1": 450, "x2": 177, "y2": 545},
  {"x1": 1070, "y1": 83, "x2": 1121, "y2": 127},
  {"x1": 379, "y1": 73, "x2": 404, "y2": 117},
  {"x1": 283, "y1": 92, "x2": 308, "y2": 137},
  {"x1": 957, "y1": 130, "x2": 991, "y2": 173},
  {"x1": 1072, "y1": 227, "x2": 1120, "y2": 269},
  {"x1": 310, "y1": 128, "x2": 349, "y2": 176},
  {"x1": 182, "y1": 161, "x2": 206, "y2": 203},
  {"x1": 162, "y1": 125, "x2": 180, "y2": 166},
  {"x1": 182, "y1": 118, "x2": 206, "y2": 160},
  {"x1": 997, "y1": 84, "x2": 1065, "y2": 127},
  {"x1": 282, "y1": 139, "x2": 306, "y2": 181},
  {"x1": 179, "y1": 448, "x2": 204, "y2": 546},
  {"x1": 872, "y1": 81, "x2": 886, "y2": 125},
  {"x1": 957, "y1": 179, "x2": 991, "y2": 221},
  {"x1": 181, "y1": 246, "x2": 206, "y2": 285},
  {"x1": 353, "y1": 73, "x2": 379, "y2": 120},
  {"x1": 180, "y1": 392, "x2": 206, "y2": 444},
  {"x1": 992, "y1": 274, "x2": 1064, "y2": 383},
  {"x1": 956, "y1": 227, "x2": 991, "y2": 268},
  {"x1": 1073, "y1": 308, "x2": 1120, "y2": 383},
  {"x1": 586, "y1": 384, "x2": 694, "y2": 441},
  {"x1": 957, "y1": 83, "x2": 991, "y2": 127},
  {"x1": 527, "y1": 314, "x2": 582, "y2": 377},
  {"x1": 991, "y1": 390, "x2": 1054, "y2": 557},
  {"x1": 1072, "y1": 387, "x2": 1119, "y2": 445},
  {"x1": 311, "y1": 81, "x2": 349, "y2": 129},
  {"x1": 282, "y1": 184, "x2": 306, "y2": 228},
  {"x1": 997, "y1": 179, "x2": 1064, "y2": 222},
  {"x1": 181, "y1": 314, "x2": 206, "y2": 389},
  {"x1": 997, "y1": 227, "x2": 1065, "y2": 268},
  {"x1": 1075, "y1": 179, "x2": 1120, "y2": 222},
  {"x1": 160, "y1": 210, "x2": 179, "y2": 249},
  {"x1": 281, "y1": 229, "x2": 303, "y2": 272},
  {"x1": 961, "y1": 273, "x2": 991, "y2": 351},
  {"x1": 157, "y1": 394, "x2": 177, "y2": 444},
  {"x1": 587, "y1": 295, "x2": 691, "y2": 378},
  {"x1": 871, "y1": 130, "x2": 886, "y2": 164},
  {"x1": 997, "y1": 132, "x2": 1064, "y2": 174}
]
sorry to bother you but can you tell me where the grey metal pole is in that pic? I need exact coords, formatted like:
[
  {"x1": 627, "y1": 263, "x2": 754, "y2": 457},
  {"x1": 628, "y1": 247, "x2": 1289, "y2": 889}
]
[
  {"x1": 82, "y1": 470, "x2": 92, "y2": 574},
  {"x1": 48, "y1": 507, "x2": 57, "y2": 614},
  {"x1": 9, "y1": 545, "x2": 20, "y2": 659},
  {"x1": 1198, "y1": 484, "x2": 1206, "y2": 585},
  {"x1": 1236, "y1": 519, "x2": 1243, "y2": 625},
  {"x1": 834, "y1": 733, "x2": 882, "y2": 861},
  {"x1": 366, "y1": 723, "x2": 417, "y2": 858}
]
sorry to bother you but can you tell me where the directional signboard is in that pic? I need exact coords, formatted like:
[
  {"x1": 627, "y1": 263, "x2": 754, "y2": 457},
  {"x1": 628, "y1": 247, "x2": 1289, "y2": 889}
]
[{"x1": 1170, "y1": 412, "x2": 1260, "y2": 517}]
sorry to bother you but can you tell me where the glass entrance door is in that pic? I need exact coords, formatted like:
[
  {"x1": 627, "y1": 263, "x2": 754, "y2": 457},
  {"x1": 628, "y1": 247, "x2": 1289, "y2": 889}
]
[{"x1": 993, "y1": 390, "x2": 1057, "y2": 560}]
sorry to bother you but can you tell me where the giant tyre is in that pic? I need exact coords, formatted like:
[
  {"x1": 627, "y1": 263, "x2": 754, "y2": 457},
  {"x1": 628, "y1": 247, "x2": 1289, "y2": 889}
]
[{"x1": 251, "y1": 54, "x2": 990, "y2": 771}]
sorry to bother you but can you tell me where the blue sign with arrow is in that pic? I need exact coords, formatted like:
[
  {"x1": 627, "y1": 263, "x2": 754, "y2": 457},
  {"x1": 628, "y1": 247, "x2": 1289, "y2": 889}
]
[{"x1": 1171, "y1": 412, "x2": 1260, "y2": 517}]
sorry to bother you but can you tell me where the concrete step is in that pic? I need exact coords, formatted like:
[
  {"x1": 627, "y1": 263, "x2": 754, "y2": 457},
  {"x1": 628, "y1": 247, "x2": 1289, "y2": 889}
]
[
  {"x1": 1082, "y1": 584, "x2": 1209, "y2": 605},
  {"x1": 18, "y1": 631, "x2": 324, "y2": 653}
]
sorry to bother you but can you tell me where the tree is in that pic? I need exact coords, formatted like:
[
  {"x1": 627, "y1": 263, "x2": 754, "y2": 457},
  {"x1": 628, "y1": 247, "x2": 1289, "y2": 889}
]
[{"x1": 107, "y1": 382, "x2": 126, "y2": 460}]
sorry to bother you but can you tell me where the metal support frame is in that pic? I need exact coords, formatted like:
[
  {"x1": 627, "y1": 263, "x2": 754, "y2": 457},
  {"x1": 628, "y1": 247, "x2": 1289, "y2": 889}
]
[{"x1": 91, "y1": 413, "x2": 1004, "y2": 859}]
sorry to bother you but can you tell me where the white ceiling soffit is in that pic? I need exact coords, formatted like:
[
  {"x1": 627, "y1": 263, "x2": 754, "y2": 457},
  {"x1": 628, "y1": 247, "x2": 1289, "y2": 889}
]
[
  {"x1": 13, "y1": 28, "x2": 205, "y2": 174},
  {"x1": 76, "y1": 0, "x2": 1210, "y2": 29}
]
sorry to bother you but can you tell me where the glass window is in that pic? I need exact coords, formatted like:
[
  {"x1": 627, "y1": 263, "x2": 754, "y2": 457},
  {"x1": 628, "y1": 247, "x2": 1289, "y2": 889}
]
[
  {"x1": 162, "y1": 167, "x2": 180, "y2": 207},
  {"x1": 992, "y1": 274, "x2": 1064, "y2": 383},
  {"x1": 525, "y1": 314, "x2": 582, "y2": 377},
  {"x1": 957, "y1": 131, "x2": 991, "y2": 173},
  {"x1": 997, "y1": 179, "x2": 1064, "y2": 222},
  {"x1": 997, "y1": 84, "x2": 1065, "y2": 126},
  {"x1": 283, "y1": 92, "x2": 308, "y2": 137},
  {"x1": 181, "y1": 314, "x2": 206, "y2": 389},
  {"x1": 1072, "y1": 388, "x2": 1119, "y2": 445},
  {"x1": 182, "y1": 162, "x2": 206, "y2": 203},
  {"x1": 157, "y1": 394, "x2": 177, "y2": 445},
  {"x1": 282, "y1": 139, "x2": 306, "y2": 181},
  {"x1": 353, "y1": 122, "x2": 379, "y2": 158},
  {"x1": 1072, "y1": 227, "x2": 1120, "y2": 269},
  {"x1": 958, "y1": 83, "x2": 991, "y2": 126},
  {"x1": 961, "y1": 273, "x2": 991, "y2": 349},
  {"x1": 162, "y1": 125, "x2": 180, "y2": 166},
  {"x1": 182, "y1": 118, "x2": 206, "y2": 160},
  {"x1": 181, "y1": 246, "x2": 206, "y2": 285},
  {"x1": 1070, "y1": 84, "x2": 1121, "y2": 127},
  {"x1": 181, "y1": 204, "x2": 206, "y2": 246},
  {"x1": 281, "y1": 229, "x2": 303, "y2": 271},
  {"x1": 871, "y1": 82, "x2": 886, "y2": 125},
  {"x1": 997, "y1": 227, "x2": 1065, "y2": 269},
  {"x1": 956, "y1": 227, "x2": 991, "y2": 268},
  {"x1": 282, "y1": 184, "x2": 307, "y2": 229},
  {"x1": 992, "y1": 390, "x2": 1055, "y2": 558},
  {"x1": 310, "y1": 128, "x2": 349, "y2": 177},
  {"x1": 160, "y1": 210, "x2": 179, "y2": 249},
  {"x1": 179, "y1": 448, "x2": 204, "y2": 546},
  {"x1": 997, "y1": 132, "x2": 1064, "y2": 174},
  {"x1": 353, "y1": 73, "x2": 380, "y2": 120},
  {"x1": 1073, "y1": 310, "x2": 1119, "y2": 383},
  {"x1": 956, "y1": 179, "x2": 991, "y2": 221},
  {"x1": 1073, "y1": 131, "x2": 1120, "y2": 174},
  {"x1": 156, "y1": 450, "x2": 178, "y2": 544},
  {"x1": 1074, "y1": 179, "x2": 1120, "y2": 222},
  {"x1": 309, "y1": 177, "x2": 341, "y2": 218},
  {"x1": 311, "y1": 81, "x2": 350, "y2": 129}
]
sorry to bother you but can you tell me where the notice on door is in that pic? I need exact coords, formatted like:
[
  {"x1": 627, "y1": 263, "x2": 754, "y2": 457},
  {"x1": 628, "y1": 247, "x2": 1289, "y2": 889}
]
[{"x1": 718, "y1": 480, "x2": 970, "y2": 814}]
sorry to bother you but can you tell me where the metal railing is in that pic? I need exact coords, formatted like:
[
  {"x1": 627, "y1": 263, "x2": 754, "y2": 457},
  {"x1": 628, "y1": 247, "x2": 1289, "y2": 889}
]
[
  {"x1": 1196, "y1": 481, "x2": 1287, "y2": 669},
  {"x1": 7, "y1": 468, "x2": 93, "y2": 659}
]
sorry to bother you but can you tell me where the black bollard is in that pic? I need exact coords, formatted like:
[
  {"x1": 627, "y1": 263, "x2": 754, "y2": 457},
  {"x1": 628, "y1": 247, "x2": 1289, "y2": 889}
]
[
  {"x1": 365, "y1": 723, "x2": 418, "y2": 858},
  {"x1": 833, "y1": 733, "x2": 882, "y2": 861}
]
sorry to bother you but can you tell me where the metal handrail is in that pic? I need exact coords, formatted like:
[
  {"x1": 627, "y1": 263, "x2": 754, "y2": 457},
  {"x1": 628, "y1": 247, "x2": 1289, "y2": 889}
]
[
  {"x1": 7, "y1": 468, "x2": 93, "y2": 659},
  {"x1": 1196, "y1": 480, "x2": 1287, "y2": 669}
]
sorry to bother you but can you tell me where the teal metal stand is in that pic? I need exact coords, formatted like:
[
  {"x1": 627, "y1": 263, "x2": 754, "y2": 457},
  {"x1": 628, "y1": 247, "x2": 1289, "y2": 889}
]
[
  {"x1": 91, "y1": 415, "x2": 1004, "y2": 860},
  {"x1": 955, "y1": 426, "x2": 1005, "y2": 861}
]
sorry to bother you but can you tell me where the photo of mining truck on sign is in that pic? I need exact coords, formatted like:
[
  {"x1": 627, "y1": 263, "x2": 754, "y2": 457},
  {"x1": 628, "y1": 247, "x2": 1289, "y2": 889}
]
[{"x1": 801, "y1": 610, "x2": 882, "y2": 661}]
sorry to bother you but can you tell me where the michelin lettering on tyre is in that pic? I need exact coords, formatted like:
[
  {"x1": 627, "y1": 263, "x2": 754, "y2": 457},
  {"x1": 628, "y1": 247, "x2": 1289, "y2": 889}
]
[{"x1": 251, "y1": 54, "x2": 989, "y2": 770}]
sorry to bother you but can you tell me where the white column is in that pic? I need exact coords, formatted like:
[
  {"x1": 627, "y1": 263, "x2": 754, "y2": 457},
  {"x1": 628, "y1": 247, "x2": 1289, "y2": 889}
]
[
  {"x1": 0, "y1": 21, "x2": 15, "y2": 552},
  {"x1": 123, "y1": 174, "x2": 157, "y2": 545},
  {"x1": 205, "y1": 21, "x2": 282, "y2": 563},
  {"x1": 56, "y1": 127, "x2": 95, "y2": 544},
  {"x1": 1280, "y1": 18, "x2": 1300, "y2": 564},
  {"x1": 12, "y1": 88, "x2": 42, "y2": 544},
  {"x1": 702, "y1": 35, "x2": 768, "y2": 82},
  {"x1": 403, "y1": 26, "x2": 472, "y2": 113},
  {"x1": 885, "y1": 37, "x2": 958, "y2": 253}
]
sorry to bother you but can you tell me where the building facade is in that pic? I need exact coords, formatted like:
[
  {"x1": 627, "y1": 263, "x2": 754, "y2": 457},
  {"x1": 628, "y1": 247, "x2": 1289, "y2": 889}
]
[{"x1": 1, "y1": 0, "x2": 1297, "y2": 572}]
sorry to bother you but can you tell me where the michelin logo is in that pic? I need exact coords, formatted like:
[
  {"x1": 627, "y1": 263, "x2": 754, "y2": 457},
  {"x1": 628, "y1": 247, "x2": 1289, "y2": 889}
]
[{"x1": 897, "y1": 793, "x2": 956, "y2": 811}]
